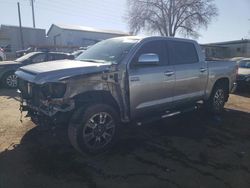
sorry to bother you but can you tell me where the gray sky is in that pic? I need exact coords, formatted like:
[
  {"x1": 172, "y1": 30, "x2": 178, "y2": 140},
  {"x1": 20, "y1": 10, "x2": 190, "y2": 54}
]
[{"x1": 0, "y1": 0, "x2": 249, "y2": 43}]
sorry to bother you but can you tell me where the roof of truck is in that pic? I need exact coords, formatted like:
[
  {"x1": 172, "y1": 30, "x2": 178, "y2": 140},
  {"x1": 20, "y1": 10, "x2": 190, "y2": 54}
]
[{"x1": 114, "y1": 36, "x2": 197, "y2": 43}]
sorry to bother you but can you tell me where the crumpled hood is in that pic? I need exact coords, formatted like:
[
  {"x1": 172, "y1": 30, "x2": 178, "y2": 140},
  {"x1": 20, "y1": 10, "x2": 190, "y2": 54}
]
[
  {"x1": 15, "y1": 60, "x2": 111, "y2": 84},
  {"x1": 238, "y1": 68, "x2": 250, "y2": 76}
]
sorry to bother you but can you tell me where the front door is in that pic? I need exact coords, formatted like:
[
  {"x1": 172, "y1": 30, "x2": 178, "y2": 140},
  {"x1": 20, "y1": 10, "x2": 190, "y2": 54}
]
[{"x1": 128, "y1": 40, "x2": 175, "y2": 119}]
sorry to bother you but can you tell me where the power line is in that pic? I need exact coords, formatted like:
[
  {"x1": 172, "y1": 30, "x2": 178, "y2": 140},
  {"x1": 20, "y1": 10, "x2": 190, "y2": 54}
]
[
  {"x1": 36, "y1": 0, "x2": 124, "y2": 21},
  {"x1": 37, "y1": 2, "x2": 124, "y2": 25},
  {"x1": 7, "y1": 0, "x2": 126, "y2": 23},
  {"x1": 47, "y1": 0, "x2": 124, "y2": 10},
  {"x1": 19, "y1": 0, "x2": 125, "y2": 18},
  {"x1": 36, "y1": 4, "x2": 122, "y2": 25},
  {"x1": 16, "y1": 0, "x2": 124, "y2": 24},
  {"x1": 1, "y1": 0, "x2": 128, "y2": 30},
  {"x1": 0, "y1": 0, "x2": 27, "y2": 5}
]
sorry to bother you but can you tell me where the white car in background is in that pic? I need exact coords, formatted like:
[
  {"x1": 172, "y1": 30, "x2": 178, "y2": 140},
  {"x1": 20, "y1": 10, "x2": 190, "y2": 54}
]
[{"x1": 0, "y1": 48, "x2": 6, "y2": 61}]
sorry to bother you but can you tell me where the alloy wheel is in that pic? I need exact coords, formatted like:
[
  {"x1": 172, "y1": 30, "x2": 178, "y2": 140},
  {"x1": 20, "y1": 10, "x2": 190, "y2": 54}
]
[
  {"x1": 6, "y1": 74, "x2": 18, "y2": 88},
  {"x1": 213, "y1": 89, "x2": 225, "y2": 111},
  {"x1": 82, "y1": 112, "x2": 115, "y2": 150}
]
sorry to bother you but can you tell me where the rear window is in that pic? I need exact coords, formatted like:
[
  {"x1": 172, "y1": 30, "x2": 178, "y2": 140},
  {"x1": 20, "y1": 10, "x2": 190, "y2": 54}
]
[
  {"x1": 52, "y1": 54, "x2": 68, "y2": 60},
  {"x1": 169, "y1": 41, "x2": 199, "y2": 65}
]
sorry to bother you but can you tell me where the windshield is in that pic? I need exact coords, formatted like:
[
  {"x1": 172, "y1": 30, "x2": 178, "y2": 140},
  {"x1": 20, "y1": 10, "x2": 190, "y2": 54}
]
[
  {"x1": 76, "y1": 38, "x2": 139, "y2": 64},
  {"x1": 15, "y1": 52, "x2": 39, "y2": 62},
  {"x1": 239, "y1": 60, "x2": 250, "y2": 68}
]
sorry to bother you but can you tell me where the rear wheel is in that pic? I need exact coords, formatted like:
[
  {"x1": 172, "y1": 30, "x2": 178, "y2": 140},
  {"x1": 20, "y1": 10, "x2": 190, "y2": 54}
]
[
  {"x1": 68, "y1": 104, "x2": 119, "y2": 154},
  {"x1": 2, "y1": 72, "x2": 18, "y2": 88},
  {"x1": 205, "y1": 83, "x2": 227, "y2": 114}
]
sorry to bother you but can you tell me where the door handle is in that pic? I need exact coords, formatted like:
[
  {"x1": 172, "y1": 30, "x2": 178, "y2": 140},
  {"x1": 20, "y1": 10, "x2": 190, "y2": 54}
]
[
  {"x1": 200, "y1": 68, "x2": 207, "y2": 72},
  {"x1": 164, "y1": 71, "x2": 174, "y2": 77}
]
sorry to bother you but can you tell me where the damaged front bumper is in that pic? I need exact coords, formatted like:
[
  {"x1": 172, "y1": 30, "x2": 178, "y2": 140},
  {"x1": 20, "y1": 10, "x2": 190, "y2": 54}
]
[{"x1": 20, "y1": 97, "x2": 75, "y2": 117}]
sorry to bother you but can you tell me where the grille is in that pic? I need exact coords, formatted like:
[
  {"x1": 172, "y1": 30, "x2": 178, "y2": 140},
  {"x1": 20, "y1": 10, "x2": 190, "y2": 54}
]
[{"x1": 18, "y1": 78, "x2": 44, "y2": 106}]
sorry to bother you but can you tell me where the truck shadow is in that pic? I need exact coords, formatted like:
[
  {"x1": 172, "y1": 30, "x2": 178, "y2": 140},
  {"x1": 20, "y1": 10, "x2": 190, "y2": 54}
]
[
  {"x1": 0, "y1": 88, "x2": 19, "y2": 101},
  {"x1": 1, "y1": 109, "x2": 250, "y2": 188}
]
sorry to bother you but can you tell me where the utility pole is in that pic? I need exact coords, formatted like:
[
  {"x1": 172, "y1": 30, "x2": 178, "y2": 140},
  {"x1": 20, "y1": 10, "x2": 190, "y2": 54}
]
[
  {"x1": 17, "y1": 2, "x2": 24, "y2": 50},
  {"x1": 30, "y1": 0, "x2": 36, "y2": 28}
]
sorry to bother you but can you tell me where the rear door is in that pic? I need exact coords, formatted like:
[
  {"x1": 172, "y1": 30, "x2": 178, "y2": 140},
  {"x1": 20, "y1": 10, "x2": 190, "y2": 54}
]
[
  {"x1": 128, "y1": 40, "x2": 175, "y2": 118},
  {"x1": 169, "y1": 40, "x2": 207, "y2": 106}
]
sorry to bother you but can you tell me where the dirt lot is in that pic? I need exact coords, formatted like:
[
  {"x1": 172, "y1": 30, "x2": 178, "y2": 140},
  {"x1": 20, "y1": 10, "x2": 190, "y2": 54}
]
[{"x1": 0, "y1": 89, "x2": 250, "y2": 188}]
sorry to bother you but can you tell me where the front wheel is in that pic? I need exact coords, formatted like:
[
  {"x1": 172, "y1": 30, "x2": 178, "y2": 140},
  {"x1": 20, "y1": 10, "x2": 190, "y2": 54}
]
[
  {"x1": 205, "y1": 83, "x2": 227, "y2": 114},
  {"x1": 68, "y1": 104, "x2": 119, "y2": 154},
  {"x1": 2, "y1": 72, "x2": 18, "y2": 88}
]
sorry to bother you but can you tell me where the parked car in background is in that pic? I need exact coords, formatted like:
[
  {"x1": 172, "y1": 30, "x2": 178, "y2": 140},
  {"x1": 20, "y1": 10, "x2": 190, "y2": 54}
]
[
  {"x1": 0, "y1": 51, "x2": 73, "y2": 88},
  {"x1": 1, "y1": 44, "x2": 11, "y2": 52},
  {"x1": 16, "y1": 36, "x2": 237, "y2": 154},
  {"x1": 16, "y1": 47, "x2": 34, "y2": 58},
  {"x1": 0, "y1": 48, "x2": 6, "y2": 61},
  {"x1": 236, "y1": 58, "x2": 250, "y2": 89}
]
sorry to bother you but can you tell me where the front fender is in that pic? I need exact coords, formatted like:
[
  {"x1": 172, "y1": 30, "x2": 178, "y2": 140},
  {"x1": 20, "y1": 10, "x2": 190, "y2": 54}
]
[{"x1": 63, "y1": 73, "x2": 128, "y2": 122}]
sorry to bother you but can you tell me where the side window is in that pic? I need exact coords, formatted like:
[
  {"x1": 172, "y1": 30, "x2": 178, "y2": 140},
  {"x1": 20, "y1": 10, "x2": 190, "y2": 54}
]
[
  {"x1": 53, "y1": 54, "x2": 67, "y2": 60},
  {"x1": 47, "y1": 54, "x2": 54, "y2": 61},
  {"x1": 169, "y1": 41, "x2": 199, "y2": 65},
  {"x1": 132, "y1": 40, "x2": 167, "y2": 66},
  {"x1": 31, "y1": 53, "x2": 47, "y2": 64}
]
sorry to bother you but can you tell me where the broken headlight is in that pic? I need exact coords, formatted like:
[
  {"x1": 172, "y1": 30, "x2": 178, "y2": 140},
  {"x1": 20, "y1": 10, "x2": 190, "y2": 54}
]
[{"x1": 42, "y1": 83, "x2": 67, "y2": 99}]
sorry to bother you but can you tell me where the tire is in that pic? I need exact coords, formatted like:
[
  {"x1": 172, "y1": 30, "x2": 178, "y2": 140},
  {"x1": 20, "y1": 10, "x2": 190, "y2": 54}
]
[
  {"x1": 2, "y1": 71, "x2": 18, "y2": 88},
  {"x1": 68, "y1": 104, "x2": 120, "y2": 154},
  {"x1": 205, "y1": 83, "x2": 227, "y2": 114}
]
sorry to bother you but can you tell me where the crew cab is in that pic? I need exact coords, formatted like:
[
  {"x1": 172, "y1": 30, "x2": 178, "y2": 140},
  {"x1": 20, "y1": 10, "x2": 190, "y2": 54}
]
[{"x1": 15, "y1": 36, "x2": 237, "y2": 154}]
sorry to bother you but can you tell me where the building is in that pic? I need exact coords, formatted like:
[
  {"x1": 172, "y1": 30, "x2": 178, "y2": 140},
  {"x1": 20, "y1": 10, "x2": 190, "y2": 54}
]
[
  {"x1": 0, "y1": 24, "x2": 47, "y2": 54},
  {"x1": 47, "y1": 24, "x2": 129, "y2": 47},
  {"x1": 202, "y1": 39, "x2": 250, "y2": 59},
  {"x1": 0, "y1": 23, "x2": 130, "y2": 58}
]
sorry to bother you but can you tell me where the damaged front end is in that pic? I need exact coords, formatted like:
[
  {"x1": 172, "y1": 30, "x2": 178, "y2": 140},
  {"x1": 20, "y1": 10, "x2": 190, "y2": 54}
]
[
  {"x1": 18, "y1": 79, "x2": 75, "y2": 125},
  {"x1": 17, "y1": 66, "x2": 128, "y2": 127}
]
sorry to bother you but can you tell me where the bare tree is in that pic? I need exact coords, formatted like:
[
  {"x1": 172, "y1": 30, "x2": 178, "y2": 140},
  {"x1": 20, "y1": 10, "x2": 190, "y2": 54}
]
[{"x1": 126, "y1": 0, "x2": 218, "y2": 38}]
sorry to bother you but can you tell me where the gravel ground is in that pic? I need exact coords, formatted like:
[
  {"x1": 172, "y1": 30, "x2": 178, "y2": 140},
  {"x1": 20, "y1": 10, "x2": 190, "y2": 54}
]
[{"x1": 0, "y1": 89, "x2": 250, "y2": 188}]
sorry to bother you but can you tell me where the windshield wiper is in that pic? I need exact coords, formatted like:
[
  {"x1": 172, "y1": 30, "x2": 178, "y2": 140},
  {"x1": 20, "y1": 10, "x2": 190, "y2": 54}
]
[{"x1": 79, "y1": 59, "x2": 110, "y2": 64}]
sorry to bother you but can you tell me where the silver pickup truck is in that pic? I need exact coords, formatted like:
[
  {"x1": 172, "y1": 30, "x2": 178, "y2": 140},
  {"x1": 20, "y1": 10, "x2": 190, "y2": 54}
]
[{"x1": 15, "y1": 36, "x2": 237, "y2": 153}]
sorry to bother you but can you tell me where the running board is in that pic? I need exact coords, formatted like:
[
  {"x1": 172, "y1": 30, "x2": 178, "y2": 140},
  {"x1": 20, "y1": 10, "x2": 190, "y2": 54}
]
[
  {"x1": 161, "y1": 111, "x2": 181, "y2": 119},
  {"x1": 136, "y1": 105, "x2": 198, "y2": 126}
]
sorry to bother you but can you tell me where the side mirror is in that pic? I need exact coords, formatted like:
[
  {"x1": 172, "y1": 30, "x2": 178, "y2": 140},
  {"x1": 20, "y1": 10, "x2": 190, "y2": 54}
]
[{"x1": 138, "y1": 53, "x2": 159, "y2": 65}]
